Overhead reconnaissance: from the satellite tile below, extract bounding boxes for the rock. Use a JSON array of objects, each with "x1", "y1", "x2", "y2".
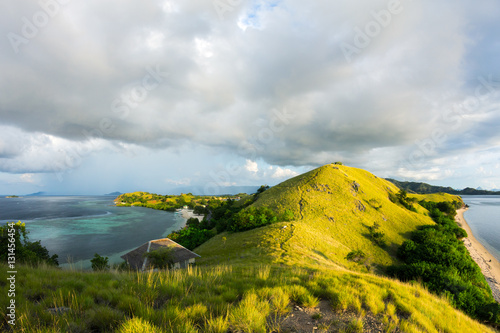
[
  {"x1": 356, "y1": 200, "x2": 366, "y2": 212},
  {"x1": 352, "y1": 181, "x2": 360, "y2": 192}
]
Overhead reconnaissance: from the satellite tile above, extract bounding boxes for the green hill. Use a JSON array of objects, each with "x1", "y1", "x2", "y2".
[
  {"x1": 196, "y1": 164, "x2": 443, "y2": 271},
  {"x1": 3, "y1": 164, "x2": 499, "y2": 333},
  {"x1": 387, "y1": 178, "x2": 500, "y2": 195}
]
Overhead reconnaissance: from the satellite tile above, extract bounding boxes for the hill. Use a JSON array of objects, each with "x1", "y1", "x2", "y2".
[
  {"x1": 387, "y1": 178, "x2": 500, "y2": 195},
  {"x1": 2, "y1": 164, "x2": 497, "y2": 332},
  {"x1": 196, "y1": 164, "x2": 447, "y2": 271}
]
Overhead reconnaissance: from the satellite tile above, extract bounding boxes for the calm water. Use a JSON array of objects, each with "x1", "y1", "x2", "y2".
[
  {"x1": 0, "y1": 196, "x2": 185, "y2": 268},
  {"x1": 462, "y1": 195, "x2": 500, "y2": 262}
]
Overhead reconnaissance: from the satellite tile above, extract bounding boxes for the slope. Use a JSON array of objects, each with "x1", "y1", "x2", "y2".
[{"x1": 196, "y1": 164, "x2": 452, "y2": 272}]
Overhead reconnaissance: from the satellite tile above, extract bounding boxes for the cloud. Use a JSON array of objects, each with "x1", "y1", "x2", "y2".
[
  {"x1": 165, "y1": 178, "x2": 191, "y2": 186},
  {"x1": 269, "y1": 166, "x2": 299, "y2": 179},
  {"x1": 0, "y1": 125, "x2": 112, "y2": 174},
  {"x1": 20, "y1": 173, "x2": 36, "y2": 183},
  {"x1": 0, "y1": 0, "x2": 499, "y2": 191},
  {"x1": 245, "y1": 160, "x2": 259, "y2": 173}
]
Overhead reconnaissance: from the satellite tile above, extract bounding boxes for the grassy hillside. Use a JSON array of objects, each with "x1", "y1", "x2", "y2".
[
  {"x1": 0, "y1": 263, "x2": 494, "y2": 333},
  {"x1": 196, "y1": 164, "x2": 450, "y2": 272}
]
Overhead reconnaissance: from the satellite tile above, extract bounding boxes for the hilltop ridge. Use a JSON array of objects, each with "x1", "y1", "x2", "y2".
[{"x1": 196, "y1": 164, "x2": 452, "y2": 271}]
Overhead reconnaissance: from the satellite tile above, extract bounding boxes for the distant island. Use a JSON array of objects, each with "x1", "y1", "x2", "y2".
[
  {"x1": 5, "y1": 195, "x2": 19, "y2": 198},
  {"x1": 387, "y1": 178, "x2": 500, "y2": 195},
  {"x1": 25, "y1": 191, "x2": 47, "y2": 196},
  {"x1": 104, "y1": 191, "x2": 122, "y2": 196}
]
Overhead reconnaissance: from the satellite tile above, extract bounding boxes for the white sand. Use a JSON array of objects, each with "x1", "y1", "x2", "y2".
[
  {"x1": 456, "y1": 208, "x2": 500, "y2": 302},
  {"x1": 179, "y1": 208, "x2": 204, "y2": 222}
]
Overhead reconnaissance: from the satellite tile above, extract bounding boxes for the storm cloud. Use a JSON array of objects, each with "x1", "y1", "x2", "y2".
[{"x1": 1, "y1": 0, "x2": 499, "y2": 193}]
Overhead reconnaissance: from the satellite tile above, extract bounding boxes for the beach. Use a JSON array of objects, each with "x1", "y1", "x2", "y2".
[
  {"x1": 456, "y1": 208, "x2": 500, "y2": 302},
  {"x1": 178, "y1": 208, "x2": 205, "y2": 222}
]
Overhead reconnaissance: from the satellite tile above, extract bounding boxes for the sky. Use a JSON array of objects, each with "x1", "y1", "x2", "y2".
[{"x1": 1, "y1": 0, "x2": 500, "y2": 195}]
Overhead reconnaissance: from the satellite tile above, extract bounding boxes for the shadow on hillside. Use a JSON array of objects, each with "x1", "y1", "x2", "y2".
[
  {"x1": 360, "y1": 223, "x2": 399, "y2": 257},
  {"x1": 312, "y1": 249, "x2": 329, "y2": 260}
]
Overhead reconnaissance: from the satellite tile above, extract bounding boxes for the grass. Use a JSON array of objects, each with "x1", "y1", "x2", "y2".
[{"x1": 0, "y1": 263, "x2": 495, "y2": 332}]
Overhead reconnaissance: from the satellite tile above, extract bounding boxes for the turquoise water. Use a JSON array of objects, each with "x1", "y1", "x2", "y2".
[
  {"x1": 0, "y1": 196, "x2": 186, "y2": 268},
  {"x1": 462, "y1": 195, "x2": 500, "y2": 262}
]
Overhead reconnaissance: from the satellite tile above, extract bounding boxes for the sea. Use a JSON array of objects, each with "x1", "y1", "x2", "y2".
[
  {"x1": 0, "y1": 195, "x2": 186, "y2": 269},
  {"x1": 462, "y1": 195, "x2": 500, "y2": 262}
]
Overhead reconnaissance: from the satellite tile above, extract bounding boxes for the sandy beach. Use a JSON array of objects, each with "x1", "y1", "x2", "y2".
[
  {"x1": 178, "y1": 208, "x2": 205, "y2": 222},
  {"x1": 456, "y1": 208, "x2": 500, "y2": 302}
]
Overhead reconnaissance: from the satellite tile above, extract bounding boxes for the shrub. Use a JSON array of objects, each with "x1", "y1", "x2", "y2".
[
  {"x1": 367, "y1": 223, "x2": 386, "y2": 247},
  {"x1": 346, "y1": 250, "x2": 366, "y2": 263},
  {"x1": 144, "y1": 247, "x2": 174, "y2": 269},
  {"x1": 0, "y1": 221, "x2": 59, "y2": 266},
  {"x1": 168, "y1": 227, "x2": 216, "y2": 250},
  {"x1": 389, "y1": 202, "x2": 500, "y2": 325},
  {"x1": 91, "y1": 253, "x2": 109, "y2": 271},
  {"x1": 230, "y1": 207, "x2": 278, "y2": 232}
]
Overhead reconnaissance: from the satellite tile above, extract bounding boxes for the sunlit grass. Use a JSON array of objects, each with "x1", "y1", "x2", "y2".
[{"x1": 1, "y1": 262, "x2": 494, "y2": 332}]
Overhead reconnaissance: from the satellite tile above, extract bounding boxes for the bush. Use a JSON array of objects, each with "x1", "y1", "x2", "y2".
[
  {"x1": 0, "y1": 221, "x2": 58, "y2": 266},
  {"x1": 368, "y1": 223, "x2": 386, "y2": 247},
  {"x1": 389, "y1": 202, "x2": 499, "y2": 325},
  {"x1": 144, "y1": 247, "x2": 174, "y2": 269},
  {"x1": 346, "y1": 250, "x2": 366, "y2": 263},
  {"x1": 186, "y1": 217, "x2": 200, "y2": 228},
  {"x1": 230, "y1": 207, "x2": 278, "y2": 232},
  {"x1": 91, "y1": 253, "x2": 110, "y2": 271},
  {"x1": 168, "y1": 227, "x2": 216, "y2": 250}
]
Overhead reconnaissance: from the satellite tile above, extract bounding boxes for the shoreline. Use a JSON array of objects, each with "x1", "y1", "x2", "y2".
[
  {"x1": 456, "y1": 207, "x2": 500, "y2": 302},
  {"x1": 177, "y1": 208, "x2": 205, "y2": 223}
]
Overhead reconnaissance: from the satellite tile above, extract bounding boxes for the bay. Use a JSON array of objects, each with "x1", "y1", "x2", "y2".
[{"x1": 0, "y1": 196, "x2": 185, "y2": 268}]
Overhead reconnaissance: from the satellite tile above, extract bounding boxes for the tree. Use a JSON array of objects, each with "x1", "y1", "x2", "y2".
[
  {"x1": 186, "y1": 217, "x2": 200, "y2": 228},
  {"x1": 0, "y1": 221, "x2": 58, "y2": 266},
  {"x1": 193, "y1": 205, "x2": 207, "y2": 216},
  {"x1": 91, "y1": 253, "x2": 109, "y2": 271},
  {"x1": 144, "y1": 247, "x2": 174, "y2": 269},
  {"x1": 256, "y1": 185, "x2": 270, "y2": 195}
]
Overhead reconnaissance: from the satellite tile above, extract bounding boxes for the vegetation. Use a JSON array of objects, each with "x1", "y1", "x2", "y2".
[
  {"x1": 367, "y1": 222, "x2": 386, "y2": 247},
  {"x1": 144, "y1": 247, "x2": 175, "y2": 269},
  {"x1": 345, "y1": 250, "x2": 366, "y2": 263},
  {"x1": 91, "y1": 253, "x2": 110, "y2": 271},
  {"x1": 388, "y1": 189, "x2": 417, "y2": 212},
  {"x1": 0, "y1": 263, "x2": 494, "y2": 332},
  {"x1": 115, "y1": 192, "x2": 243, "y2": 211},
  {"x1": 0, "y1": 221, "x2": 58, "y2": 266},
  {"x1": 164, "y1": 190, "x2": 294, "y2": 250},
  {"x1": 389, "y1": 201, "x2": 500, "y2": 325},
  {"x1": 168, "y1": 226, "x2": 216, "y2": 251},
  {"x1": 387, "y1": 178, "x2": 500, "y2": 195}
]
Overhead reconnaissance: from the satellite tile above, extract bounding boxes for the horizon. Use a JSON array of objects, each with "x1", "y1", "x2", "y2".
[
  {"x1": 2, "y1": 172, "x2": 500, "y2": 196},
  {"x1": 1, "y1": 1, "x2": 500, "y2": 195}
]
